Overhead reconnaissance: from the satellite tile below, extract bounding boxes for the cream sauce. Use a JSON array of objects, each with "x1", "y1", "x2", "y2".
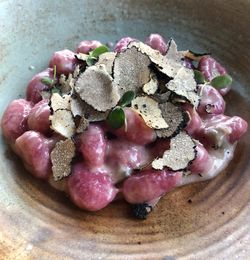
[
  {"x1": 49, "y1": 141, "x2": 237, "y2": 194},
  {"x1": 179, "y1": 141, "x2": 236, "y2": 186}
]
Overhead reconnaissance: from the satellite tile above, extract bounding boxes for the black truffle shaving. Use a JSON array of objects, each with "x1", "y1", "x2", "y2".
[
  {"x1": 152, "y1": 131, "x2": 197, "y2": 171},
  {"x1": 156, "y1": 102, "x2": 189, "y2": 139},
  {"x1": 112, "y1": 46, "x2": 151, "y2": 96},
  {"x1": 132, "y1": 203, "x2": 153, "y2": 219},
  {"x1": 169, "y1": 109, "x2": 189, "y2": 138}
]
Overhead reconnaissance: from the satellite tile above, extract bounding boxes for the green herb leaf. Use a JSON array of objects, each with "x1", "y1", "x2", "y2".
[
  {"x1": 210, "y1": 74, "x2": 232, "y2": 89},
  {"x1": 118, "y1": 90, "x2": 135, "y2": 107},
  {"x1": 86, "y1": 45, "x2": 109, "y2": 67},
  {"x1": 90, "y1": 45, "x2": 109, "y2": 58},
  {"x1": 41, "y1": 77, "x2": 54, "y2": 87},
  {"x1": 107, "y1": 107, "x2": 125, "y2": 129},
  {"x1": 194, "y1": 70, "x2": 205, "y2": 84}
]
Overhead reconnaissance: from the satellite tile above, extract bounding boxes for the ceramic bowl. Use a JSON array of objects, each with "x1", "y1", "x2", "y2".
[{"x1": 0, "y1": 0, "x2": 249, "y2": 259}]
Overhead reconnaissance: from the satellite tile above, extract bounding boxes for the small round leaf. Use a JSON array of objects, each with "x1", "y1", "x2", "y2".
[
  {"x1": 41, "y1": 77, "x2": 53, "y2": 87},
  {"x1": 118, "y1": 90, "x2": 135, "y2": 107},
  {"x1": 107, "y1": 107, "x2": 125, "y2": 129},
  {"x1": 86, "y1": 45, "x2": 109, "y2": 66},
  {"x1": 210, "y1": 74, "x2": 232, "y2": 89},
  {"x1": 91, "y1": 45, "x2": 109, "y2": 59},
  {"x1": 194, "y1": 70, "x2": 205, "y2": 84}
]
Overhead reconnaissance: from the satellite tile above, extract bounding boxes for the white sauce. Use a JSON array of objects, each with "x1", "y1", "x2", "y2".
[
  {"x1": 178, "y1": 141, "x2": 236, "y2": 186},
  {"x1": 48, "y1": 140, "x2": 237, "y2": 195}
]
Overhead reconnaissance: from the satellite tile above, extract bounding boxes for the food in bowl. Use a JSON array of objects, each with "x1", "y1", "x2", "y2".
[{"x1": 1, "y1": 34, "x2": 248, "y2": 219}]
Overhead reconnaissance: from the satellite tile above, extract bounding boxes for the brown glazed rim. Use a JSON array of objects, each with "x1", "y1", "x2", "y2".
[{"x1": 0, "y1": 0, "x2": 249, "y2": 259}]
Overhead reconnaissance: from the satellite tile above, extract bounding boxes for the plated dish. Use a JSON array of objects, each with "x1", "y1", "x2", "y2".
[{"x1": 1, "y1": 34, "x2": 247, "y2": 219}]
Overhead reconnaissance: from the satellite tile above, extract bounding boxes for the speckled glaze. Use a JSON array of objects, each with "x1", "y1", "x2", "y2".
[{"x1": 0, "y1": 0, "x2": 249, "y2": 259}]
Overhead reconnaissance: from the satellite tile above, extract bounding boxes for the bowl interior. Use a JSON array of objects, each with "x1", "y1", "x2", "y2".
[{"x1": 0, "y1": 0, "x2": 249, "y2": 259}]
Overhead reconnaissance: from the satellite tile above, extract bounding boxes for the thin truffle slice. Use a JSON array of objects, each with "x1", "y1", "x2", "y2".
[
  {"x1": 59, "y1": 65, "x2": 81, "y2": 94},
  {"x1": 165, "y1": 39, "x2": 184, "y2": 63},
  {"x1": 128, "y1": 40, "x2": 184, "y2": 78},
  {"x1": 50, "y1": 109, "x2": 75, "y2": 138},
  {"x1": 96, "y1": 52, "x2": 116, "y2": 75},
  {"x1": 113, "y1": 46, "x2": 151, "y2": 95},
  {"x1": 76, "y1": 116, "x2": 89, "y2": 133},
  {"x1": 70, "y1": 95, "x2": 84, "y2": 117},
  {"x1": 75, "y1": 64, "x2": 120, "y2": 112},
  {"x1": 50, "y1": 93, "x2": 71, "y2": 112},
  {"x1": 166, "y1": 67, "x2": 200, "y2": 108},
  {"x1": 143, "y1": 72, "x2": 158, "y2": 95},
  {"x1": 51, "y1": 139, "x2": 75, "y2": 181},
  {"x1": 70, "y1": 95, "x2": 108, "y2": 122},
  {"x1": 131, "y1": 96, "x2": 168, "y2": 129},
  {"x1": 128, "y1": 41, "x2": 167, "y2": 74},
  {"x1": 156, "y1": 102, "x2": 189, "y2": 138},
  {"x1": 152, "y1": 131, "x2": 196, "y2": 171}
]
